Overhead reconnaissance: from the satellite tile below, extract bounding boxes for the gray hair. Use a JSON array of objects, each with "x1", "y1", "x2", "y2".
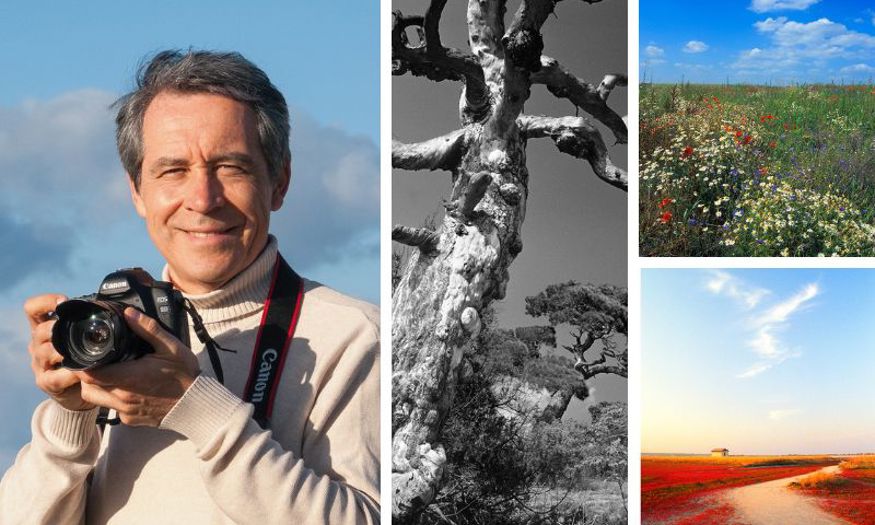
[{"x1": 115, "y1": 50, "x2": 290, "y2": 187}]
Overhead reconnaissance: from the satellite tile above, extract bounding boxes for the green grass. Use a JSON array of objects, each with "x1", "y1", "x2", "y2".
[{"x1": 640, "y1": 83, "x2": 875, "y2": 256}]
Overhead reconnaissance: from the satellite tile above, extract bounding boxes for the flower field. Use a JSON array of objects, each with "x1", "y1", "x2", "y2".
[
  {"x1": 641, "y1": 454, "x2": 836, "y2": 524},
  {"x1": 640, "y1": 83, "x2": 875, "y2": 256},
  {"x1": 792, "y1": 456, "x2": 875, "y2": 525}
]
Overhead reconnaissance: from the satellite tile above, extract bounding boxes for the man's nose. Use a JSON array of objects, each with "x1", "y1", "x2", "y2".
[{"x1": 184, "y1": 169, "x2": 225, "y2": 213}]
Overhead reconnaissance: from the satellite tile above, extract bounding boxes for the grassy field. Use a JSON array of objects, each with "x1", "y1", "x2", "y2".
[
  {"x1": 640, "y1": 83, "x2": 875, "y2": 256},
  {"x1": 641, "y1": 454, "x2": 837, "y2": 524},
  {"x1": 792, "y1": 455, "x2": 875, "y2": 525}
]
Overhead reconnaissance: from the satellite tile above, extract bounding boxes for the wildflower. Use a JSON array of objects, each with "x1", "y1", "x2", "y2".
[
  {"x1": 743, "y1": 135, "x2": 752, "y2": 145},
  {"x1": 735, "y1": 130, "x2": 743, "y2": 138},
  {"x1": 722, "y1": 223, "x2": 729, "y2": 230},
  {"x1": 681, "y1": 146, "x2": 694, "y2": 159},
  {"x1": 658, "y1": 197, "x2": 672, "y2": 209},
  {"x1": 769, "y1": 141, "x2": 777, "y2": 149},
  {"x1": 659, "y1": 211, "x2": 672, "y2": 224},
  {"x1": 688, "y1": 217, "x2": 698, "y2": 226}
]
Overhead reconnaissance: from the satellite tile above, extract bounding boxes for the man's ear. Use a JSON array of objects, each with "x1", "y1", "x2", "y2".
[
  {"x1": 271, "y1": 160, "x2": 291, "y2": 211},
  {"x1": 128, "y1": 175, "x2": 147, "y2": 218}
]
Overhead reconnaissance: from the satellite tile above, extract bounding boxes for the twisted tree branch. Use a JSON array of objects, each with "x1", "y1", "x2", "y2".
[
  {"x1": 393, "y1": 6, "x2": 489, "y2": 119},
  {"x1": 597, "y1": 74, "x2": 627, "y2": 101},
  {"x1": 393, "y1": 225, "x2": 441, "y2": 252},
  {"x1": 518, "y1": 115, "x2": 627, "y2": 191},
  {"x1": 530, "y1": 56, "x2": 627, "y2": 143},
  {"x1": 393, "y1": 129, "x2": 467, "y2": 172}
]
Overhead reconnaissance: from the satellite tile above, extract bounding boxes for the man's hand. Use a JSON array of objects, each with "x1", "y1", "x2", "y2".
[
  {"x1": 76, "y1": 308, "x2": 201, "y2": 427},
  {"x1": 25, "y1": 294, "x2": 96, "y2": 412}
]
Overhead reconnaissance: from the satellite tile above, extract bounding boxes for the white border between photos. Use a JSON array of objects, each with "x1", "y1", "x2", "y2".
[
  {"x1": 628, "y1": 0, "x2": 641, "y2": 521},
  {"x1": 380, "y1": 0, "x2": 392, "y2": 519}
]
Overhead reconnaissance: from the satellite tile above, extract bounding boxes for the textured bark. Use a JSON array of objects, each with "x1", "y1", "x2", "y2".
[{"x1": 391, "y1": 0, "x2": 626, "y2": 520}]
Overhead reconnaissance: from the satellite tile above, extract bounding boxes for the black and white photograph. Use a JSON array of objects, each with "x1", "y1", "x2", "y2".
[{"x1": 391, "y1": 0, "x2": 629, "y2": 523}]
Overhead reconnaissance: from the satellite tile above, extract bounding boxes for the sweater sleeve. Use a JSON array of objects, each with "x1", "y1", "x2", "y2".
[
  {"x1": 160, "y1": 335, "x2": 380, "y2": 524},
  {"x1": 0, "y1": 401, "x2": 101, "y2": 525}
]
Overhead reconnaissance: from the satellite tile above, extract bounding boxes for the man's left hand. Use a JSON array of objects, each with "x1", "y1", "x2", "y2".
[{"x1": 76, "y1": 307, "x2": 201, "y2": 427}]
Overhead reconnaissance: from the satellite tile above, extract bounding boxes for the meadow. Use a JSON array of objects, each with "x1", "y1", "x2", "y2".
[
  {"x1": 792, "y1": 455, "x2": 875, "y2": 525},
  {"x1": 640, "y1": 83, "x2": 875, "y2": 256},
  {"x1": 641, "y1": 454, "x2": 837, "y2": 524}
]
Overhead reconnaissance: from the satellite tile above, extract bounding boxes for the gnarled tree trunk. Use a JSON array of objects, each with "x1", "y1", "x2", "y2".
[{"x1": 391, "y1": 0, "x2": 627, "y2": 520}]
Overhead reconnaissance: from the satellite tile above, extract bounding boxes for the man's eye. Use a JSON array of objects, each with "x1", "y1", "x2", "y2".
[
  {"x1": 217, "y1": 164, "x2": 247, "y2": 175},
  {"x1": 159, "y1": 168, "x2": 186, "y2": 177}
]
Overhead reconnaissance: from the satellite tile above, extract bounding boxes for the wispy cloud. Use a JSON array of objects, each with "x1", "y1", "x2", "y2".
[
  {"x1": 683, "y1": 40, "x2": 709, "y2": 54},
  {"x1": 704, "y1": 270, "x2": 770, "y2": 309},
  {"x1": 737, "y1": 282, "x2": 818, "y2": 378},
  {"x1": 769, "y1": 408, "x2": 803, "y2": 420},
  {"x1": 645, "y1": 45, "x2": 665, "y2": 57},
  {"x1": 749, "y1": 0, "x2": 819, "y2": 13},
  {"x1": 840, "y1": 63, "x2": 875, "y2": 74},
  {"x1": 704, "y1": 272, "x2": 818, "y2": 379}
]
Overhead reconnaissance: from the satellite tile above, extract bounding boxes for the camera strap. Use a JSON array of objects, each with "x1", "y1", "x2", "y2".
[{"x1": 242, "y1": 254, "x2": 305, "y2": 429}]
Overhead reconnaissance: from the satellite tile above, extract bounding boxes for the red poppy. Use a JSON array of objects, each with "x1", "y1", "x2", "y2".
[
  {"x1": 768, "y1": 141, "x2": 777, "y2": 149},
  {"x1": 681, "y1": 146, "x2": 694, "y2": 159},
  {"x1": 759, "y1": 115, "x2": 774, "y2": 123},
  {"x1": 743, "y1": 135, "x2": 752, "y2": 145},
  {"x1": 660, "y1": 211, "x2": 672, "y2": 224},
  {"x1": 735, "y1": 130, "x2": 743, "y2": 138},
  {"x1": 712, "y1": 96, "x2": 719, "y2": 103},
  {"x1": 658, "y1": 197, "x2": 672, "y2": 209}
]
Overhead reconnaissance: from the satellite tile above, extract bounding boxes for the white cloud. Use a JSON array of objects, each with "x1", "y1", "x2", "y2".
[
  {"x1": 756, "y1": 283, "x2": 819, "y2": 326},
  {"x1": 683, "y1": 40, "x2": 709, "y2": 54},
  {"x1": 645, "y1": 45, "x2": 665, "y2": 57},
  {"x1": 704, "y1": 270, "x2": 769, "y2": 309},
  {"x1": 750, "y1": 0, "x2": 819, "y2": 13},
  {"x1": 840, "y1": 63, "x2": 875, "y2": 74},
  {"x1": 738, "y1": 362, "x2": 772, "y2": 378},
  {"x1": 707, "y1": 272, "x2": 817, "y2": 379},
  {"x1": 733, "y1": 17, "x2": 875, "y2": 82},
  {"x1": 769, "y1": 408, "x2": 802, "y2": 420}
]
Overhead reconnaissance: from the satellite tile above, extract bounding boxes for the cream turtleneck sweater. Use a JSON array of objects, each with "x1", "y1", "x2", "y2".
[{"x1": 0, "y1": 237, "x2": 380, "y2": 524}]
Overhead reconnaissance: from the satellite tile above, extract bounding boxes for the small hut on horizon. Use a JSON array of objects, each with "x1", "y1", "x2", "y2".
[{"x1": 711, "y1": 448, "x2": 729, "y2": 457}]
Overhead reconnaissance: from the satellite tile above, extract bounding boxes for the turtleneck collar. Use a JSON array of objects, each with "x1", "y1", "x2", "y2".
[{"x1": 162, "y1": 235, "x2": 279, "y2": 325}]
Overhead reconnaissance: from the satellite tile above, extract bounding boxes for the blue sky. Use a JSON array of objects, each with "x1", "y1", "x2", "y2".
[
  {"x1": 643, "y1": 269, "x2": 875, "y2": 455},
  {"x1": 0, "y1": 1, "x2": 378, "y2": 472},
  {"x1": 641, "y1": 0, "x2": 875, "y2": 84}
]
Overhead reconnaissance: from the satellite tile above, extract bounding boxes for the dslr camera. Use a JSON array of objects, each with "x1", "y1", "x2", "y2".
[{"x1": 52, "y1": 268, "x2": 189, "y2": 370}]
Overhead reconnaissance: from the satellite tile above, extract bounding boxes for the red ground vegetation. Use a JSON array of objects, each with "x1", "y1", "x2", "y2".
[
  {"x1": 642, "y1": 456, "x2": 834, "y2": 524},
  {"x1": 797, "y1": 462, "x2": 875, "y2": 525}
]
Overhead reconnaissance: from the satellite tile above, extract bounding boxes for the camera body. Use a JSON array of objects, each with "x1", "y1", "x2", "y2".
[{"x1": 52, "y1": 268, "x2": 189, "y2": 370}]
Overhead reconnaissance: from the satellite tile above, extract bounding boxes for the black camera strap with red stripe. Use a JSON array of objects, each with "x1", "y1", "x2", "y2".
[
  {"x1": 241, "y1": 254, "x2": 305, "y2": 428},
  {"x1": 189, "y1": 253, "x2": 304, "y2": 429}
]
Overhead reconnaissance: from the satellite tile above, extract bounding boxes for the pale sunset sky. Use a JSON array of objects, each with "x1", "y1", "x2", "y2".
[{"x1": 643, "y1": 269, "x2": 875, "y2": 455}]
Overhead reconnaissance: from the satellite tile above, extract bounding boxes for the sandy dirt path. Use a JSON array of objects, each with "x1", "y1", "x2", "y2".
[{"x1": 725, "y1": 465, "x2": 848, "y2": 525}]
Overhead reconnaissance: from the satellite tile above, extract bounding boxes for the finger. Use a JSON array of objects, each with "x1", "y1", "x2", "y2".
[
  {"x1": 24, "y1": 294, "x2": 67, "y2": 329},
  {"x1": 79, "y1": 382, "x2": 125, "y2": 412},
  {"x1": 32, "y1": 319, "x2": 57, "y2": 346},
  {"x1": 123, "y1": 308, "x2": 181, "y2": 356},
  {"x1": 76, "y1": 361, "x2": 139, "y2": 387},
  {"x1": 31, "y1": 341, "x2": 64, "y2": 370},
  {"x1": 36, "y1": 368, "x2": 81, "y2": 396}
]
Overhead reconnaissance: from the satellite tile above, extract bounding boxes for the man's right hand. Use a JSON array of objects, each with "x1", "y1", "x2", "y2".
[{"x1": 25, "y1": 294, "x2": 96, "y2": 412}]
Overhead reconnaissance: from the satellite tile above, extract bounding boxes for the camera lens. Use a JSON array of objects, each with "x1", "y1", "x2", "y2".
[
  {"x1": 70, "y1": 314, "x2": 114, "y2": 357},
  {"x1": 52, "y1": 299, "x2": 138, "y2": 369}
]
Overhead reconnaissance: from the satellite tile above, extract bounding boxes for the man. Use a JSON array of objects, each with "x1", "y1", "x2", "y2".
[{"x1": 0, "y1": 50, "x2": 380, "y2": 523}]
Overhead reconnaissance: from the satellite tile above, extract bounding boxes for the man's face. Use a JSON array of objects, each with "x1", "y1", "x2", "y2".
[{"x1": 130, "y1": 91, "x2": 289, "y2": 294}]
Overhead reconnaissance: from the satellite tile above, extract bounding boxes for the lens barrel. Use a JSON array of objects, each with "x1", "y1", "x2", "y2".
[{"x1": 52, "y1": 300, "x2": 142, "y2": 369}]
